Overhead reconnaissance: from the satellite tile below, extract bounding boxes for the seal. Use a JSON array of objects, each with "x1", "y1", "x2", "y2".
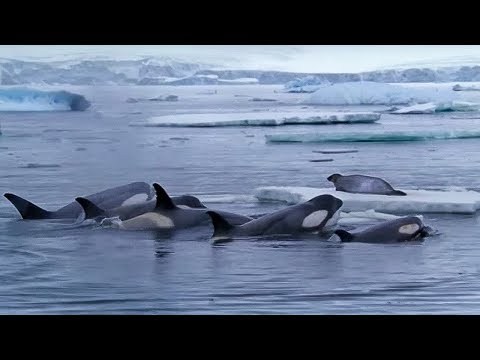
[{"x1": 327, "y1": 173, "x2": 407, "y2": 196}]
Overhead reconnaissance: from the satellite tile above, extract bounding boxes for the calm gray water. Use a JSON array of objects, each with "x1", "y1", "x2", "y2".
[{"x1": 1, "y1": 85, "x2": 480, "y2": 314}]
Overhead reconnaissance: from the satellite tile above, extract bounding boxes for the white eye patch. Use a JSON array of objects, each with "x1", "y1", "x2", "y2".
[
  {"x1": 302, "y1": 210, "x2": 328, "y2": 228},
  {"x1": 398, "y1": 223, "x2": 420, "y2": 235}
]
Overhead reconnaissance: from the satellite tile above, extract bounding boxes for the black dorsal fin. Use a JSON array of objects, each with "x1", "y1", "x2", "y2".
[
  {"x1": 153, "y1": 183, "x2": 177, "y2": 210},
  {"x1": 206, "y1": 211, "x2": 235, "y2": 238},
  {"x1": 3, "y1": 193, "x2": 52, "y2": 219},
  {"x1": 75, "y1": 197, "x2": 106, "y2": 219},
  {"x1": 334, "y1": 229, "x2": 354, "y2": 242}
]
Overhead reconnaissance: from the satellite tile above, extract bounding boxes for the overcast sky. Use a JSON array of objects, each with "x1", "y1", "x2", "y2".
[{"x1": 1, "y1": 45, "x2": 480, "y2": 73}]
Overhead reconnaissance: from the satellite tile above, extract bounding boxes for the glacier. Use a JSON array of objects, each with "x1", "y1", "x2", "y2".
[
  {"x1": 0, "y1": 88, "x2": 90, "y2": 111},
  {"x1": 5, "y1": 57, "x2": 480, "y2": 86},
  {"x1": 265, "y1": 130, "x2": 480, "y2": 143},
  {"x1": 254, "y1": 186, "x2": 480, "y2": 214},
  {"x1": 129, "y1": 111, "x2": 381, "y2": 127}
]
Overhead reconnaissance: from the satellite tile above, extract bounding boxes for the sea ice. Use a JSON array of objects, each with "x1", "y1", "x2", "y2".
[{"x1": 254, "y1": 186, "x2": 480, "y2": 214}]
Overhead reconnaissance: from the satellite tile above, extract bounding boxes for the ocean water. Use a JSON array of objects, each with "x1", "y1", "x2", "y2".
[{"x1": 1, "y1": 84, "x2": 480, "y2": 314}]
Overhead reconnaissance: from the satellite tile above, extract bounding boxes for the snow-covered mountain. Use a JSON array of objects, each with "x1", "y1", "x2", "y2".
[{"x1": 1, "y1": 57, "x2": 480, "y2": 86}]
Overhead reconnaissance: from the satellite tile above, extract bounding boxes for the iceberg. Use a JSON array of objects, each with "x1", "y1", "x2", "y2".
[
  {"x1": 254, "y1": 186, "x2": 480, "y2": 214},
  {"x1": 391, "y1": 101, "x2": 480, "y2": 114},
  {"x1": 435, "y1": 101, "x2": 480, "y2": 112},
  {"x1": 0, "y1": 88, "x2": 90, "y2": 111},
  {"x1": 130, "y1": 111, "x2": 380, "y2": 127},
  {"x1": 308, "y1": 82, "x2": 457, "y2": 106},
  {"x1": 265, "y1": 130, "x2": 480, "y2": 143}
]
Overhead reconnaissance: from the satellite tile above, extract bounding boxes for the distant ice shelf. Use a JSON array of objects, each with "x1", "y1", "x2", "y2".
[
  {"x1": 254, "y1": 186, "x2": 480, "y2": 214},
  {"x1": 129, "y1": 111, "x2": 381, "y2": 127}
]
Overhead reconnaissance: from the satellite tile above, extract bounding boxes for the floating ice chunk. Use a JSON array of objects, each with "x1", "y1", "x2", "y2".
[
  {"x1": 126, "y1": 95, "x2": 178, "y2": 103},
  {"x1": 0, "y1": 88, "x2": 90, "y2": 111},
  {"x1": 308, "y1": 82, "x2": 457, "y2": 105},
  {"x1": 265, "y1": 130, "x2": 480, "y2": 143},
  {"x1": 436, "y1": 101, "x2": 480, "y2": 112},
  {"x1": 391, "y1": 103, "x2": 437, "y2": 114},
  {"x1": 392, "y1": 101, "x2": 480, "y2": 114},
  {"x1": 254, "y1": 186, "x2": 480, "y2": 214},
  {"x1": 130, "y1": 111, "x2": 380, "y2": 127}
]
